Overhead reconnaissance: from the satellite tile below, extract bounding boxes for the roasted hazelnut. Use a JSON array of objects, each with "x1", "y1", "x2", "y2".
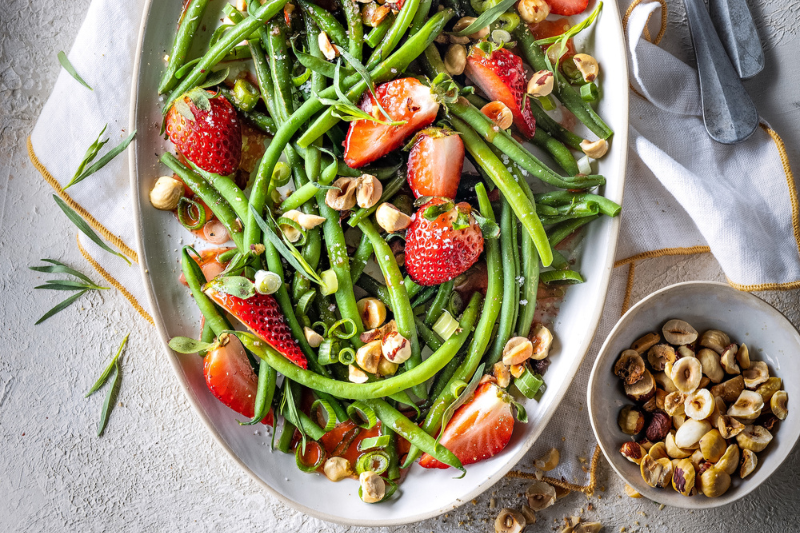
[
  {"x1": 743, "y1": 360, "x2": 770, "y2": 389},
  {"x1": 526, "y1": 480, "x2": 556, "y2": 511},
  {"x1": 631, "y1": 332, "x2": 661, "y2": 354},
  {"x1": 697, "y1": 348, "x2": 725, "y2": 384},
  {"x1": 736, "y1": 343, "x2": 751, "y2": 369},
  {"x1": 736, "y1": 425, "x2": 773, "y2": 452},
  {"x1": 648, "y1": 344, "x2": 677, "y2": 372},
  {"x1": 377, "y1": 357, "x2": 398, "y2": 377},
  {"x1": 326, "y1": 177, "x2": 358, "y2": 210},
  {"x1": 382, "y1": 331, "x2": 412, "y2": 364},
  {"x1": 318, "y1": 31, "x2": 338, "y2": 60},
  {"x1": 675, "y1": 419, "x2": 711, "y2": 449},
  {"x1": 645, "y1": 410, "x2": 672, "y2": 441},
  {"x1": 654, "y1": 371, "x2": 679, "y2": 394},
  {"x1": 700, "y1": 330, "x2": 730, "y2": 354},
  {"x1": 711, "y1": 375, "x2": 745, "y2": 403},
  {"x1": 580, "y1": 139, "x2": 608, "y2": 159},
  {"x1": 699, "y1": 466, "x2": 731, "y2": 498},
  {"x1": 149, "y1": 176, "x2": 183, "y2": 210},
  {"x1": 359, "y1": 471, "x2": 386, "y2": 503},
  {"x1": 699, "y1": 429, "x2": 726, "y2": 462},
  {"x1": 715, "y1": 444, "x2": 740, "y2": 475},
  {"x1": 690, "y1": 449, "x2": 705, "y2": 470},
  {"x1": 671, "y1": 357, "x2": 703, "y2": 393},
  {"x1": 481, "y1": 101, "x2": 514, "y2": 130},
  {"x1": 533, "y1": 448, "x2": 560, "y2": 471},
  {"x1": 527, "y1": 70, "x2": 554, "y2": 98},
  {"x1": 355, "y1": 174, "x2": 382, "y2": 209},
  {"x1": 494, "y1": 508, "x2": 526, "y2": 533},
  {"x1": 708, "y1": 396, "x2": 726, "y2": 427},
  {"x1": 756, "y1": 377, "x2": 783, "y2": 404},
  {"x1": 620, "y1": 441, "x2": 646, "y2": 465},
  {"x1": 771, "y1": 390, "x2": 788, "y2": 420},
  {"x1": 614, "y1": 349, "x2": 646, "y2": 385},
  {"x1": 375, "y1": 203, "x2": 412, "y2": 232},
  {"x1": 356, "y1": 340, "x2": 382, "y2": 374},
  {"x1": 444, "y1": 44, "x2": 467, "y2": 76},
  {"x1": 677, "y1": 345, "x2": 696, "y2": 359},
  {"x1": 638, "y1": 437, "x2": 654, "y2": 452},
  {"x1": 655, "y1": 388, "x2": 668, "y2": 411},
  {"x1": 727, "y1": 390, "x2": 764, "y2": 420},
  {"x1": 699, "y1": 376, "x2": 711, "y2": 389},
  {"x1": 493, "y1": 362, "x2": 511, "y2": 389},
  {"x1": 664, "y1": 391, "x2": 687, "y2": 417},
  {"x1": 572, "y1": 53, "x2": 599, "y2": 83},
  {"x1": 642, "y1": 393, "x2": 658, "y2": 413},
  {"x1": 716, "y1": 415, "x2": 745, "y2": 439},
  {"x1": 662, "y1": 319, "x2": 698, "y2": 345},
  {"x1": 673, "y1": 413, "x2": 686, "y2": 430},
  {"x1": 323, "y1": 457, "x2": 352, "y2": 481},
  {"x1": 685, "y1": 388, "x2": 714, "y2": 420},
  {"x1": 357, "y1": 297, "x2": 387, "y2": 330},
  {"x1": 503, "y1": 336, "x2": 534, "y2": 366},
  {"x1": 640, "y1": 455, "x2": 673, "y2": 488},
  {"x1": 517, "y1": 0, "x2": 549, "y2": 24},
  {"x1": 739, "y1": 449, "x2": 758, "y2": 479},
  {"x1": 625, "y1": 369, "x2": 656, "y2": 402},
  {"x1": 720, "y1": 344, "x2": 740, "y2": 374},
  {"x1": 665, "y1": 432, "x2": 692, "y2": 459},
  {"x1": 452, "y1": 16, "x2": 489, "y2": 39},
  {"x1": 672, "y1": 458, "x2": 696, "y2": 496}
]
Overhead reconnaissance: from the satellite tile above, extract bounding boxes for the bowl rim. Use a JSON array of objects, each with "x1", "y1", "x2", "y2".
[
  {"x1": 127, "y1": 0, "x2": 629, "y2": 525},
  {"x1": 587, "y1": 280, "x2": 800, "y2": 508}
]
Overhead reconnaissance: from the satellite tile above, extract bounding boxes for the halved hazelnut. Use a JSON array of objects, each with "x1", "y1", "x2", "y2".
[
  {"x1": 580, "y1": 139, "x2": 608, "y2": 159},
  {"x1": 356, "y1": 340, "x2": 382, "y2": 374},
  {"x1": 323, "y1": 457, "x2": 352, "y2": 481},
  {"x1": 359, "y1": 471, "x2": 386, "y2": 503},
  {"x1": 357, "y1": 297, "x2": 387, "y2": 330},
  {"x1": 349, "y1": 364, "x2": 369, "y2": 383},
  {"x1": 618, "y1": 405, "x2": 646, "y2": 435},
  {"x1": 699, "y1": 466, "x2": 730, "y2": 498},
  {"x1": 614, "y1": 349, "x2": 646, "y2": 385},
  {"x1": 647, "y1": 344, "x2": 676, "y2": 372},
  {"x1": 736, "y1": 343, "x2": 751, "y2": 369},
  {"x1": 150, "y1": 176, "x2": 183, "y2": 210},
  {"x1": 690, "y1": 449, "x2": 705, "y2": 470},
  {"x1": 715, "y1": 444, "x2": 740, "y2": 475},
  {"x1": 656, "y1": 388, "x2": 668, "y2": 411},
  {"x1": 640, "y1": 455, "x2": 673, "y2": 488},
  {"x1": 699, "y1": 429, "x2": 726, "y2": 462},
  {"x1": 675, "y1": 419, "x2": 711, "y2": 449},
  {"x1": 645, "y1": 410, "x2": 672, "y2": 441},
  {"x1": 494, "y1": 508, "x2": 525, "y2": 533},
  {"x1": 355, "y1": 174, "x2": 382, "y2": 209},
  {"x1": 493, "y1": 362, "x2": 511, "y2": 388},
  {"x1": 673, "y1": 413, "x2": 686, "y2": 430},
  {"x1": 525, "y1": 480, "x2": 556, "y2": 511},
  {"x1": 756, "y1": 377, "x2": 783, "y2": 403},
  {"x1": 671, "y1": 458, "x2": 696, "y2": 496},
  {"x1": 444, "y1": 44, "x2": 467, "y2": 76},
  {"x1": 736, "y1": 425, "x2": 773, "y2": 452},
  {"x1": 743, "y1": 360, "x2": 770, "y2": 389},
  {"x1": 720, "y1": 344, "x2": 740, "y2": 374},
  {"x1": 303, "y1": 326, "x2": 324, "y2": 348},
  {"x1": 739, "y1": 448, "x2": 758, "y2": 479},
  {"x1": 700, "y1": 330, "x2": 731, "y2": 354},
  {"x1": 503, "y1": 336, "x2": 534, "y2": 366},
  {"x1": 711, "y1": 375, "x2": 745, "y2": 403},
  {"x1": 708, "y1": 396, "x2": 726, "y2": 427},
  {"x1": 375, "y1": 203, "x2": 412, "y2": 233},
  {"x1": 717, "y1": 415, "x2": 745, "y2": 439},
  {"x1": 530, "y1": 323, "x2": 553, "y2": 360},
  {"x1": 648, "y1": 441, "x2": 668, "y2": 460},
  {"x1": 632, "y1": 332, "x2": 661, "y2": 354},
  {"x1": 326, "y1": 177, "x2": 358, "y2": 211},
  {"x1": 452, "y1": 16, "x2": 489, "y2": 39},
  {"x1": 482, "y1": 101, "x2": 514, "y2": 130},
  {"x1": 684, "y1": 388, "x2": 714, "y2": 420},
  {"x1": 664, "y1": 391, "x2": 687, "y2": 416},
  {"x1": 771, "y1": 390, "x2": 788, "y2": 420},
  {"x1": 527, "y1": 70, "x2": 554, "y2": 97},
  {"x1": 697, "y1": 348, "x2": 724, "y2": 384},
  {"x1": 727, "y1": 390, "x2": 764, "y2": 420},
  {"x1": 625, "y1": 369, "x2": 656, "y2": 402},
  {"x1": 671, "y1": 357, "x2": 703, "y2": 393},
  {"x1": 517, "y1": 0, "x2": 549, "y2": 24},
  {"x1": 665, "y1": 432, "x2": 692, "y2": 459},
  {"x1": 677, "y1": 345, "x2": 696, "y2": 359},
  {"x1": 318, "y1": 31, "x2": 338, "y2": 60},
  {"x1": 662, "y1": 319, "x2": 698, "y2": 345},
  {"x1": 654, "y1": 371, "x2": 679, "y2": 394},
  {"x1": 377, "y1": 357, "x2": 398, "y2": 377},
  {"x1": 620, "y1": 441, "x2": 646, "y2": 465},
  {"x1": 382, "y1": 331, "x2": 411, "y2": 364},
  {"x1": 572, "y1": 53, "x2": 599, "y2": 82}
]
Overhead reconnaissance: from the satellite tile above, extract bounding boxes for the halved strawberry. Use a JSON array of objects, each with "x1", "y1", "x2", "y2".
[
  {"x1": 406, "y1": 128, "x2": 464, "y2": 199},
  {"x1": 465, "y1": 47, "x2": 536, "y2": 139},
  {"x1": 204, "y1": 336, "x2": 274, "y2": 425},
  {"x1": 530, "y1": 18, "x2": 576, "y2": 60},
  {"x1": 344, "y1": 78, "x2": 440, "y2": 168},
  {"x1": 204, "y1": 284, "x2": 307, "y2": 369},
  {"x1": 419, "y1": 379, "x2": 514, "y2": 469},
  {"x1": 166, "y1": 88, "x2": 242, "y2": 176},
  {"x1": 405, "y1": 198, "x2": 484, "y2": 286},
  {"x1": 544, "y1": 0, "x2": 589, "y2": 16}
]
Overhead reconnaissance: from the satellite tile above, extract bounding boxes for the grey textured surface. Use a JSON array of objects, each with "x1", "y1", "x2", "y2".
[{"x1": 2, "y1": 0, "x2": 799, "y2": 531}]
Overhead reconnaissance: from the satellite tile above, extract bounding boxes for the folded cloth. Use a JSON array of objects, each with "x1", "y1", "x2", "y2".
[{"x1": 28, "y1": 0, "x2": 800, "y2": 491}]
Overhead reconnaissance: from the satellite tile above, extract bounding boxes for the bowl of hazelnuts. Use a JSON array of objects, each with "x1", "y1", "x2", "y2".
[{"x1": 587, "y1": 281, "x2": 800, "y2": 508}]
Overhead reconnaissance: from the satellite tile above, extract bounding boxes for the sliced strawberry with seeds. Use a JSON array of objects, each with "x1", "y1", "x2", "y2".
[
  {"x1": 406, "y1": 127, "x2": 464, "y2": 199},
  {"x1": 204, "y1": 284, "x2": 307, "y2": 369},
  {"x1": 344, "y1": 78, "x2": 440, "y2": 168},
  {"x1": 419, "y1": 379, "x2": 514, "y2": 469},
  {"x1": 204, "y1": 335, "x2": 274, "y2": 425},
  {"x1": 543, "y1": 0, "x2": 589, "y2": 16}
]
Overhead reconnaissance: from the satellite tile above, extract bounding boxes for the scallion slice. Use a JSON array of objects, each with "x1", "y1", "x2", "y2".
[
  {"x1": 347, "y1": 401, "x2": 377, "y2": 429},
  {"x1": 357, "y1": 435, "x2": 392, "y2": 451},
  {"x1": 355, "y1": 450, "x2": 390, "y2": 475},
  {"x1": 177, "y1": 197, "x2": 207, "y2": 230},
  {"x1": 295, "y1": 440, "x2": 327, "y2": 473}
]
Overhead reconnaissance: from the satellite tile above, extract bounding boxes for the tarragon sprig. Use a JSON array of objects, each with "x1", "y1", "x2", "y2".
[{"x1": 30, "y1": 259, "x2": 109, "y2": 324}]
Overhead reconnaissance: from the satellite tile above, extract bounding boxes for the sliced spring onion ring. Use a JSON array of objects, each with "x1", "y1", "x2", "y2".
[
  {"x1": 177, "y1": 197, "x2": 207, "y2": 230},
  {"x1": 311, "y1": 398, "x2": 336, "y2": 432},
  {"x1": 338, "y1": 347, "x2": 356, "y2": 365},
  {"x1": 276, "y1": 216, "x2": 308, "y2": 246},
  {"x1": 347, "y1": 401, "x2": 377, "y2": 429},
  {"x1": 580, "y1": 82, "x2": 599, "y2": 102},
  {"x1": 319, "y1": 269, "x2": 339, "y2": 295},
  {"x1": 514, "y1": 366, "x2": 544, "y2": 399},
  {"x1": 296, "y1": 289, "x2": 316, "y2": 315},
  {"x1": 577, "y1": 155, "x2": 593, "y2": 175},
  {"x1": 433, "y1": 310, "x2": 459, "y2": 340},
  {"x1": 357, "y1": 435, "x2": 392, "y2": 451},
  {"x1": 329, "y1": 318, "x2": 357, "y2": 340},
  {"x1": 255, "y1": 270, "x2": 282, "y2": 295},
  {"x1": 540, "y1": 270, "x2": 584, "y2": 285},
  {"x1": 295, "y1": 440, "x2": 326, "y2": 473},
  {"x1": 318, "y1": 339, "x2": 340, "y2": 365},
  {"x1": 311, "y1": 320, "x2": 329, "y2": 338},
  {"x1": 355, "y1": 450, "x2": 390, "y2": 475},
  {"x1": 449, "y1": 379, "x2": 468, "y2": 399},
  {"x1": 271, "y1": 161, "x2": 292, "y2": 187}
]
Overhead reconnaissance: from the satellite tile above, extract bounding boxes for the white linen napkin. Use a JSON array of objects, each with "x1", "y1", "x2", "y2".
[{"x1": 28, "y1": 0, "x2": 800, "y2": 490}]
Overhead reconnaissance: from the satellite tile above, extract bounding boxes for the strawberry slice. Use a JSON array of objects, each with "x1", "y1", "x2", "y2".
[
  {"x1": 204, "y1": 336, "x2": 274, "y2": 425},
  {"x1": 465, "y1": 47, "x2": 536, "y2": 139},
  {"x1": 204, "y1": 284, "x2": 307, "y2": 369},
  {"x1": 530, "y1": 18, "x2": 576, "y2": 60},
  {"x1": 406, "y1": 128, "x2": 464, "y2": 199},
  {"x1": 419, "y1": 379, "x2": 514, "y2": 469},
  {"x1": 405, "y1": 198, "x2": 484, "y2": 286},
  {"x1": 544, "y1": 0, "x2": 589, "y2": 16},
  {"x1": 344, "y1": 78, "x2": 440, "y2": 168}
]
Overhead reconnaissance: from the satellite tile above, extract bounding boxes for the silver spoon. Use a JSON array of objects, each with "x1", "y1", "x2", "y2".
[
  {"x1": 708, "y1": 0, "x2": 765, "y2": 80},
  {"x1": 683, "y1": 0, "x2": 759, "y2": 144}
]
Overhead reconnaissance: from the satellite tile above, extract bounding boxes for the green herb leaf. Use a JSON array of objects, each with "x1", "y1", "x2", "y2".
[
  {"x1": 30, "y1": 259, "x2": 99, "y2": 286},
  {"x1": 448, "y1": 0, "x2": 517, "y2": 37},
  {"x1": 57, "y1": 51, "x2": 93, "y2": 90},
  {"x1": 437, "y1": 363, "x2": 484, "y2": 446},
  {"x1": 52, "y1": 195, "x2": 131, "y2": 265},
  {"x1": 64, "y1": 129, "x2": 137, "y2": 189},
  {"x1": 423, "y1": 201, "x2": 454, "y2": 221},
  {"x1": 67, "y1": 125, "x2": 109, "y2": 187},
  {"x1": 168, "y1": 336, "x2": 217, "y2": 354},
  {"x1": 34, "y1": 289, "x2": 88, "y2": 325},
  {"x1": 86, "y1": 334, "x2": 130, "y2": 397},
  {"x1": 199, "y1": 68, "x2": 230, "y2": 89},
  {"x1": 97, "y1": 361, "x2": 121, "y2": 436},
  {"x1": 206, "y1": 276, "x2": 256, "y2": 299},
  {"x1": 473, "y1": 212, "x2": 501, "y2": 239},
  {"x1": 537, "y1": 1, "x2": 603, "y2": 72},
  {"x1": 293, "y1": 48, "x2": 337, "y2": 79},
  {"x1": 35, "y1": 280, "x2": 106, "y2": 291},
  {"x1": 282, "y1": 381, "x2": 308, "y2": 452}
]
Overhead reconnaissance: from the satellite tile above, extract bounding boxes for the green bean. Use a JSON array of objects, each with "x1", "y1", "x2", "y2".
[
  {"x1": 448, "y1": 99, "x2": 604, "y2": 190},
  {"x1": 410, "y1": 286, "x2": 438, "y2": 309},
  {"x1": 165, "y1": 0, "x2": 289, "y2": 110},
  {"x1": 514, "y1": 173, "x2": 540, "y2": 338},
  {"x1": 219, "y1": 87, "x2": 277, "y2": 135},
  {"x1": 350, "y1": 231, "x2": 375, "y2": 285},
  {"x1": 317, "y1": 190, "x2": 366, "y2": 347},
  {"x1": 161, "y1": 154, "x2": 245, "y2": 250},
  {"x1": 265, "y1": 20, "x2": 295, "y2": 124},
  {"x1": 278, "y1": 166, "x2": 337, "y2": 212},
  {"x1": 341, "y1": 0, "x2": 365, "y2": 63},
  {"x1": 539, "y1": 203, "x2": 599, "y2": 225},
  {"x1": 379, "y1": 423, "x2": 401, "y2": 480},
  {"x1": 281, "y1": 401, "x2": 326, "y2": 442},
  {"x1": 186, "y1": 160, "x2": 250, "y2": 223},
  {"x1": 240, "y1": 292, "x2": 481, "y2": 399},
  {"x1": 364, "y1": 399, "x2": 464, "y2": 473},
  {"x1": 403, "y1": 182, "x2": 502, "y2": 466},
  {"x1": 415, "y1": 317, "x2": 444, "y2": 351},
  {"x1": 278, "y1": 419, "x2": 297, "y2": 453},
  {"x1": 449, "y1": 116, "x2": 552, "y2": 267},
  {"x1": 159, "y1": 0, "x2": 211, "y2": 94},
  {"x1": 426, "y1": 351, "x2": 464, "y2": 403},
  {"x1": 532, "y1": 127, "x2": 579, "y2": 176},
  {"x1": 514, "y1": 23, "x2": 613, "y2": 140},
  {"x1": 294, "y1": 9, "x2": 454, "y2": 149},
  {"x1": 356, "y1": 273, "x2": 392, "y2": 305},
  {"x1": 367, "y1": 0, "x2": 421, "y2": 69},
  {"x1": 424, "y1": 280, "x2": 454, "y2": 326},
  {"x1": 359, "y1": 219, "x2": 425, "y2": 399},
  {"x1": 181, "y1": 247, "x2": 233, "y2": 337},
  {"x1": 241, "y1": 360, "x2": 278, "y2": 425},
  {"x1": 347, "y1": 172, "x2": 407, "y2": 227},
  {"x1": 535, "y1": 191, "x2": 622, "y2": 218},
  {"x1": 296, "y1": 0, "x2": 349, "y2": 47},
  {"x1": 527, "y1": 99, "x2": 585, "y2": 151},
  {"x1": 547, "y1": 215, "x2": 599, "y2": 247},
  {"x1": 409, "y1": 0, "x2": 433, "y2": 34},
  {"x1": 365, "y1": 14, "x2": 394, "y2": 48}
]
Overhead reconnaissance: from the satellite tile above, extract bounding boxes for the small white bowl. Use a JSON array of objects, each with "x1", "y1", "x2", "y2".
[{"x1": 587, "y1": 281, "x2": 800, "y2": 508}]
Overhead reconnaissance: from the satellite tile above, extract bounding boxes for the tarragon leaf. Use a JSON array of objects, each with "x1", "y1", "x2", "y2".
[
  {"x1": 57, "y1": 51, "x2": 92, "y2": 90},
  {"x1": 86, "y1": 334, "x2": 130, "y2": 397},
  {"x1": 52, "y1": 195, "x2": 131, "y2": 265},
  {"x1": 64, "y1": 129, "x2": 137, "y2": 189}
]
